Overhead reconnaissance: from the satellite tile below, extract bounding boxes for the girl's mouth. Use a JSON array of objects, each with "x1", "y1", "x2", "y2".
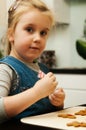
[{"x1": 30, "y1": 46, "x2": 39, "y2": 50}]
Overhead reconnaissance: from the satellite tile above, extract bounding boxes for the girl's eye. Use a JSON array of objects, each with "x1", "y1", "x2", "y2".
[
  {"x1": 26, "y1": 27, "x2": 34, "y2": 33},
  {"x1": 40, "y1": 31, "x2": 47, "y2": 36}
]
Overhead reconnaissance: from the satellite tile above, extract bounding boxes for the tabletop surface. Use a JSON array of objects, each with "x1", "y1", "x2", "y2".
[{"x1": 21, "y1": 106, "x2": 86, "y2": 130}]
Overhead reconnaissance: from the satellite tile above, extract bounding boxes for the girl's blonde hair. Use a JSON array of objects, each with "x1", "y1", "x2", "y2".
[{"x1": 6, "y1": 0, "x2": 55, "y2": 55}]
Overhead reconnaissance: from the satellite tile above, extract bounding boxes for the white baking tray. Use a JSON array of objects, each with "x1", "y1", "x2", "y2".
[{"x1": 21, "y1": 106, "x2": 86, "y2": 130}]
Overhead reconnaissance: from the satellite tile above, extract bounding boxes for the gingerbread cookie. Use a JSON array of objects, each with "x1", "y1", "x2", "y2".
[
  {"x1": 67, "y1": 121, "x2": 86, "y2": 127},
  {"x1": 75, "y1": 109, "x2": 86, "y2": 116},
  {"x1": 58, "y1": 113, "x2": 76, "y2": 119}
]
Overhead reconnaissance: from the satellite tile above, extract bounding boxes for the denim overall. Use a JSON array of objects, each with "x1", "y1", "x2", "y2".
[{"x1": 0, "y1": 56, "x2": 57, "y2": 119}]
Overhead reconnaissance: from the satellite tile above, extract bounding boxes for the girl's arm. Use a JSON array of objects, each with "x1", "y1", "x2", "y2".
[{"x1": 0, "y1": 65, "x2": 57, "y2": 119}]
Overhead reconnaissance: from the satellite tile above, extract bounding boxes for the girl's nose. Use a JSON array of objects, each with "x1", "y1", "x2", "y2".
[{"x1": 33, "y1": 33, "x2": 41, "y2": 42}]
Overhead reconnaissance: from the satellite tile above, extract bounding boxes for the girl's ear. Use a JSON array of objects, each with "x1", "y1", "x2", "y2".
[{"x1": 7, "y1": 28, "x2": 14, "y2": 43}]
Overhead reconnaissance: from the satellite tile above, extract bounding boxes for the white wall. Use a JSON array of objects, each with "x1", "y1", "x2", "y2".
[
  {"x1": 0, "y1": 0, "x2": 7, "y2": 54},
  {"x1": 6, "y1": 0, "x2": 15, "y2": 11},
  {"x1": 46, "y1": 1, "x2": 86, "y2": 68},
  {"x1": 55, "y1": 74, "x2": 86, "y2": 108},
  {"x1": 46, "y1": 25, "x2": 71, "y2": 68},
  {"x1": 70, "y1": 1, "x2": 86, "y2": 68},
  {"x1": 0, "y1": 0, "x2": 15, "y2": 54}
]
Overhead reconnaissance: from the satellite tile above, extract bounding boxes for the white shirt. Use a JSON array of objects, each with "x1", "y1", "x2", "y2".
[{"x1": 0, "y1": 64, "x2": 13, "y2": 123}]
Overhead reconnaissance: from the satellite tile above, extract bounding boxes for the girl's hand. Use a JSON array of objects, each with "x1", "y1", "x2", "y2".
[
  {"x1": 34, "y1": 72, "x2": 58, "y2": 99},
  {"x1": 49, "y1": 88, "x2": 65, "y2": 107}
]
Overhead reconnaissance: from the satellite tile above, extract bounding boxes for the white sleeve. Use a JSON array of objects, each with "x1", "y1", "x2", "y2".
[
  {"x1": 0, "y1": 64, "x2": 13, "y2": 123},
  {"x1": 0, "y1": 64, "x2": 13, "y2": 96}
]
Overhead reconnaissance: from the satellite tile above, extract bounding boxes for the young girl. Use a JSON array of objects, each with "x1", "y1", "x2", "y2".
[{"x1": 0, "y1": 0, "x2": 65, "y2": 123}]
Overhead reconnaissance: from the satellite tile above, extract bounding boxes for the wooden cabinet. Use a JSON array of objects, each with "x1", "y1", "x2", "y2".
[{"x1": 41, "y1": 0, "x2": 70, "y2": 24}]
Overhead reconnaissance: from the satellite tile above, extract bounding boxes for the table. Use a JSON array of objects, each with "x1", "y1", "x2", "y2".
[{"x1": 21, "y1": 106, "x2": 86, "y2": 130}]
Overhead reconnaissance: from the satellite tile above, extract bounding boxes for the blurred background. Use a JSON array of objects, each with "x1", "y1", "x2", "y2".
[{"x1": 0, "y1": 0, "x2": 86, "y2": 69}]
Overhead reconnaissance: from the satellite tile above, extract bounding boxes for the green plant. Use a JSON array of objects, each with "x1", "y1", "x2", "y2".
[
  {"x1": 76, "y1": 40, "x2": 86, "y2": 59},
  {"x1": 76, "y1": 19, "x2": 86, "y2": 59},
  {"x1": 0, "y1": 50, "x2": 3, "y2": 59}
]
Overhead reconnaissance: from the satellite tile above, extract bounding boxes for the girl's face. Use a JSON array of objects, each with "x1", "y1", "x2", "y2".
[{"x1": 9, "y1": 9, "x2": 51, "y2": 63}]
